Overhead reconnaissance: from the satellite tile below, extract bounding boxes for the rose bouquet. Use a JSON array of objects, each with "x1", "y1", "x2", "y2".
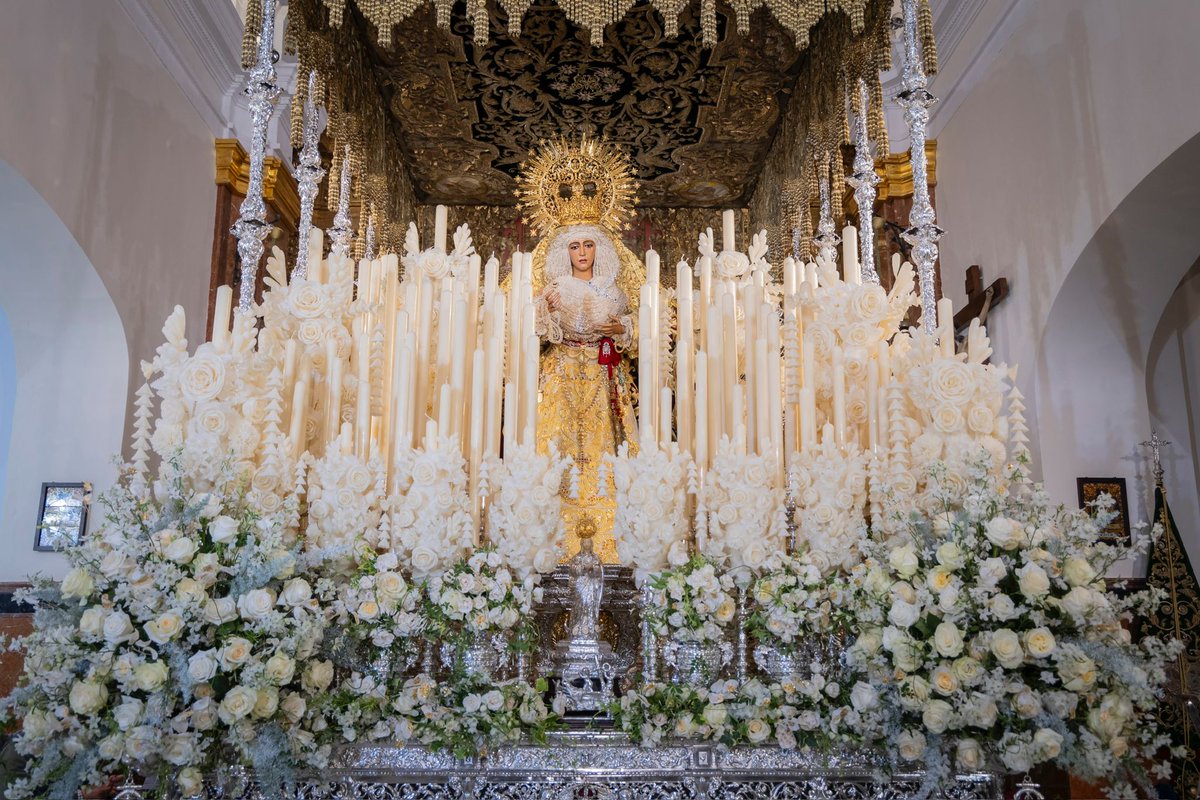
[
  {"x1": 699, "y1": 439, "x2": 786, "y2": 574},
  {"x1": 608, "y1": 441, "x2": 693, "y2": 583},
  {"x1": 851, "y1": 456, "x2": 1180, "y2": 794},
  {"x1": 388, "y1": 435, "x2": 476, "y2": 579},
  {"x1": 484, "y1": 442, "x2": 572, "y2": 579},
  {"x1": 1, "y1": 464, "x2": 331, "y2": 800},
  {"x1": 413, "y1": 674, "x2": 559, "y2": 759},
  {"x1": 644, "y1": 555, "x2": 736, "y2": 645},
  {"x1": 424, "y1": 547, "x2": 542, "y2": 671},
  {"x1": 611, "y1": 678, "x2": 744, "y2": 747},
  {"x1": 788, "y1": 437, "x2": 869, "y2": 573},
  {"x1": 747, "y1": 552, "x2": 854, "y2": 661}
]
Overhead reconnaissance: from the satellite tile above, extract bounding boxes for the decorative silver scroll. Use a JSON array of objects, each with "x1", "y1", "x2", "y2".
[
  {"x1": 293, "y1": 70, "x2": 325, "y2": 282},
  {"x1": 229, "y1": 0, "x2": 281, "y2": 312},
  {"x1": 897, "y1": 0, "x2": 945, "y2": 333}
]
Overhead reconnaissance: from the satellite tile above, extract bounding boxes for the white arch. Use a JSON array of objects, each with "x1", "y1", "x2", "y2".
[{"x1": 0, "y1": 160, "x2": 128, "y2": 580}]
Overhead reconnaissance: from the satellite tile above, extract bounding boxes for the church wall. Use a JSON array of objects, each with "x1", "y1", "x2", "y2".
[
  {"x1": 934, "y1": 0, "x2": 1200, "y2": 562},
  {"x1": 0, "y1": 161, "x2": 128, "y2": 582},
  {"x1": 0, "y1": 0, "x2": 216, "y2": 447},
  {"x1": 1147, "y1": 259, "x2": 1200, "y2": 567}
]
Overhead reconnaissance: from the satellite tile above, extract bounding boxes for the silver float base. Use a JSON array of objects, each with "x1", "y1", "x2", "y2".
[{"x1": 195, "y1": 733, "x2": 1002, "y2": 799}]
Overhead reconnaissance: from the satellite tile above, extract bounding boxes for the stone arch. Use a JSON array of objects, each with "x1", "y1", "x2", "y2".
[{"x1": 0, "y1": 159, "x2": 128, "y2": 580}]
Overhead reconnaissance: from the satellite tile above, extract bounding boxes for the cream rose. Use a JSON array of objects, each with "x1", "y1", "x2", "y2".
[
  {"x1": 264, "y1": 652, "x2": 296, "y2": 686},
  {"x1": 103, "y1": 611, "x2": 137, "y2": 644},
  {"x1": 850, "y1": 284, "x2": 888, "y2": 321},
  {"x1": 113, "y1": 697, "x2": 143, "y2": 731},
  {"x1": 966, "y1": 405, "x2": 995, "y2": 435},
  {"x1": 850, "y1": 681, "x2": 879, "y2": 711},
  {"x1": 1024, "y1": 627, "x2": 1056, "y2": 659},
  {"x1": 702, "y1": 704, "x2": 728, "y2": 727},
  {"x1": 303, "y1": 660, "x2": 335, "y2": 692},
  {"x1": 1033, "y1": 728, "x2": 1063, "y2": 760},
  {"x1": 179, "y1": 354, "x2": 226, "y2": 402},
  {"x1": 79, "y1": 606, "x2": 106, "y2": 638},
  {"x1": 983, "y1": 516, "x2": 1022, "y2": 550},
  {"x1": 956, "y1": 738, "x2": 984, "y2": 771},
  {"x1": 933, "y1": 621, "x2": 965, "y2": 658},
  {"x1": 281, "y1": 692, "x2": 307, "y2": 725},
  {"x1": 204, "y1": 596, "x2": 237, "y2": 625},
  {"x1": 990, "y1": 628, "x2": 1025, "y2": 669},
  {"x1": 60, "y1": 568, "x2": 94, "y2": 602},
  {"x1": 888, "y1": 544, "x2": 919, "y2": 578},
  {"x1": 177, "y1": 767, "x2": 205, "y2": 798},
  {"x1": 209, "y1": 515, "x2": 239, "y2": 544},
  {"x1": 133, "y1": 660, "x2": 170, "y2": 692},
  {"x1": 289, "y1": 284, "x2": 328, "y2": 319},
  {"x1": 932, "y1": 403, "x2": 964, "y2": 435},
  {"x1": 1016, "y1": 562, "x2": 1051, "y2": 599},
  {"x1": 929, "y1": 361, "x2": 974, "y2": 405},
  {"x1": 1063, "y1": 557, "x2": 1097, "y2": 588},
  {"x1": 745, "y1": 718, "x2": 771, "y2": 744},
  {"x1": 897, "y1": 729, "x2": 926, "y2": 761},
  {"x1": 252, "y1": 687, "x2": 279, "y2": 719},
  {"x1": 220, "y1": 637, "x2": 253, "y2": 671},
  {"x1": 217, "y1": 685, "x2": 257, "y2": 724},
  {"x1": 145, "y1": 610, "x2": 184, "y2": 645},
  {"x1": 188, "y1": 650, "x2": 219, "y2": 684},
  {"x1": 922, "y1": 699, "x2": 953, "y2": 733},
  {"x1": 69, "y1": 681, "x2": 109, "y2": 716},
  {"x1": 951, "y1": 656, "x2": 984, "y2": 685},
  {"x1": 410, "y1": 546, "x2": 440, "y2": 576},
  {"x1": 237, "y1": 588, "x2": 277, "y2": 622}
]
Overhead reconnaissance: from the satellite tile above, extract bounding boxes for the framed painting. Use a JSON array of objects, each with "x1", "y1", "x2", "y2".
[
  {"x1": 34, "y1": 482, "x2": 90, "y2": 551},
  {"x1": 1076, "y1": 477, "x2": 1131, "y2": 544}
]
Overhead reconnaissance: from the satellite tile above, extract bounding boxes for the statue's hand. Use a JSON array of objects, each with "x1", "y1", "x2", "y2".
[
  {"x1": 594, "y1": 317, "x2": 626, "y2": 336},
  {"x1": 544, "y1": 288, "x2": 561, "y2": 311}
]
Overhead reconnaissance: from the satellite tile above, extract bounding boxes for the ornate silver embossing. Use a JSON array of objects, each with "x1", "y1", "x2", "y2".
[
  {"x1": 896, "y1": 0, "x2": 945, "y2": 333},
  {"x1": 230, "y1": 0, "x2": 281, "y2": 312},
  {"x1": 661, "y1": 639, "x2": 731, "y2": 687},
  {"x1": 846, "y1": 79, "x2": 881, "y2": 285},
  {"x1": 328, "y1": 145, "x2": 355, "y2": 259},
  {"x1": 293, "y1": 70, "x2": 326, "y2": 282},
  {"x1": 811, "y1": 156, "x2": 841, "y2": 266}
]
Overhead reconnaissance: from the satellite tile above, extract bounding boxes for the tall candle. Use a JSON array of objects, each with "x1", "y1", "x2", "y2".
[
  {"x1": 469, "y1": 350, "x2": 485, "y2": 540},
  {"x1": 695, "y1": 354, "x2": 709, "y2": 470},
  {"x1": 867, "y1": 357, "x2": 879, "y2": 453},
  {"x1": 307, "y1": 229, "x2": 325, "y2": 282},
  {"x1": 843, "y1": 225, "x2": 860, "y2": 285},
  {"x1": 805, "y1": 262, "x2": 818, "y2": 288},
  {"x1": 720, "y1": 290, "x2": 737, "y2": 434},
  {"x1": 326, "y1": 338, "x2": 343, "y2": 448},
  {"x1": 676, "y1": 335, "x2": 692, "y2": 455},
  {"x1": 355, "y1": 333, "x2": 371, "y2": 457},
  {"x1": 800, "y1": 386, "x2": 816, "y2": 450},
  {"x1": 783, "y1": 257, "x2": 797, "y2": 297},
  {"x1": 706, "y1": 305, "x2": 723, "y2": 447},
  {"x1": 212, "y1": 285, "x2": 232, "y2": 348},
  {"x1": 415, "y1": 276, "x2": 434, "y2": 445},
  {"x1": 449, "y1": 296, "x2": 468, "y2": 441},
  {"x1": 483, "y1": 256, "x2": 499, "y2": 304},
  {"x1": 502, "y1": 382, "x2": 517, "y2": 454},
  {"x1": 392, "y1": 338, "x2": 413, "y2": 458},
  {"x1": 646, "y1": 250, "x2": 660, "y2": 288},
  {"x1": 522, "y1": 333, "x2": 538, "y2": 446},
  {"x1": 435, "y1": 205, "x2": 448, "y2": 252},
  {"x1": 832, "y1": 347, "x2": 846, "y2": 447},
  {"x1": 732, "y1": 384, "x2": 745, "y2": 454},
  {"x1": 639, "y1": 336, "x2": 654, "y2": 449},
  {"x1": 487, "y1": 294, "x2": 506, "y2": 457},
  {"x1": 754, "y1": 337, "x2": 769, "y2": 456},
  {"x1": 938, "y1": 297, "x2": 955, "y2": 355},
  {"x1": 658, "y1": 386, "x2": 672, "y2": 447},
  {"x1": 722, "y1": 209, "x2": 736, "y2": 252},
  {"x1": 288, "y1": 379, "x2": 308, "y2": 460},
  {"x1": 767, "y1": 313, "x2": 783, "y2": 484}
]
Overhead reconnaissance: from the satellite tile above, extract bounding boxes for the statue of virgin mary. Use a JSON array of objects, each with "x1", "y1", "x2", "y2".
[{"x1": 515, "y1": 137, "x2": 645, "y2": 563}]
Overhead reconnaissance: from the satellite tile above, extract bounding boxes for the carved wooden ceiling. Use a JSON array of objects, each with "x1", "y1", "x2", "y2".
[{"x1": 365, "y1": 0, "x2": 806, "y2": 207}]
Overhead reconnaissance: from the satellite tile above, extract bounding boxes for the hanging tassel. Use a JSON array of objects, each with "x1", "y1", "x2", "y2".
[
  {"x1": 919, "y1": 0, "x2": 939, "y2": 75},
  {"x1": 241, "y1": 0, "x2": 263, "y2": 69}
]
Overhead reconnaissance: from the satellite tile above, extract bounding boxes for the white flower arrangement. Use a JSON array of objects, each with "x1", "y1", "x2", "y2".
[
  {"x1": 1, "y1": 466, "x2": 330, "y2": 800},
  {"x1": 645, "y1": 556, "x2": 736, "y2": 645},
  {"x1": 849, "y1": 457, "x2": 1181, "y2": 793},
  {"x1": 484, "y1": 442, "x2": 572, "y2": 580},
  {"x1": 699, "y1": 438, "x2": 786, "y2": 574},
  {"x1": 424, "y1": 547, "x2": 542, "y2": 661},
  {"x1": 608, "y1": 441, "x2": 694, "y2": 583},
  {"x1": 747, "y1": 552, "x2": 854, "y2": 656},
  {"x1": 303, "y1": 438, "x2": 384, "y2": 563},
  {"x1": 387, "y1": 436, "x2": 475, "y2": 579},
  {"x1": 788, "y1": 436, "x2": 869, "y2": 573}
]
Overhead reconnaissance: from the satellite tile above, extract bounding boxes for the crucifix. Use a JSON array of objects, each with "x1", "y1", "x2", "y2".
[
  {"x1": 951, "y1": 264, "x2": 1009, "y2": 337},
  {"x1": 1140, "y1": 430, "x2": 1172, "y2": 488}
]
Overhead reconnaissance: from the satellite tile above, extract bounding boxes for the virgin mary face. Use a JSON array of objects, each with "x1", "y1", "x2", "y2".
[{"x1": 568, "y1": 238, "x2": 596, "y2": 274}]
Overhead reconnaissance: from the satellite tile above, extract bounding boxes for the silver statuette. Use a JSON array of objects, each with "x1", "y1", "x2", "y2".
[{"x1": 554, "y1": 529, "x2": 618, "y2": 713}]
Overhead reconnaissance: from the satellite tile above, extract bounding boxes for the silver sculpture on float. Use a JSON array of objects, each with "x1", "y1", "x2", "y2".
[
  {"x1": 229, "y1": 0, "x2": 280, "y2": 312},
  {"x1": 897, "y1": 0, "x2": 945, "y2": 332},
  {"x1": 811, "y1": 153, "x2": 842, "y2": 265},
  {"x1": 327, "y1": 145, "x2": 355, "y2": 259},
  {"x1": 293, "y1": 71, "x2": 325, "y2": 282},
  {"x1": 553, "y1": 524, "x2": 619, "y2": 713},
  {"x1": 847, "y1": 78, "x2": 882, "y2": 284}
]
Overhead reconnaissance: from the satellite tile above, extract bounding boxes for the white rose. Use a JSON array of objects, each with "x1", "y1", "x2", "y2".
[
  {"x1": 188, "y1": 650, "x2": 219, "y2": 684},
  {"x1": 976, "y1": 557, "x2": 1007, "y2": 589},
  {"x1": 922, "y1": 699, "x2": 953, "y2": 733},
  {"x1": 888, "y1": 599, "x2": 921, "y2": 629},
  {"x1": 69, "y1": 681, "x2": 109, "y2": 716},
  {"x1": 929, "y1": 361, "x2": 974, "y2": 405},
  {"x1": 79, "y1": 606, "x2": 106, "y2": 638},
  {"x1": 932, "y1": 404, "x2": 964, "y2": 434},
  {"x1": 281, "y1": 692, "x2": 307, "y2": 725},
  {"x1": 850, "y1": 681, "x2": 879, "y2": 712},
  {"x1": 965, "y1": 694, "x2": 999, "y2": 728},
  {"x1": 935, "y1": 542, "x2": 965, "y2": 569},
  {"x1": 191, "y1": 697, "x2": 218, "y2": 731},
  {"x1": 356, "y1": 600, "x2": 381, "y2": 621},
  {"x1": 163, "y1": 536, "x2": 197, "y2": 565},
  {"x1": 410, "y1": 546, "x2": 440, "y2": 577},
  {"x1": 1033, "y1": 728, "x2": 1063, "y2": 760},
  {"x1": 192, "y1": 553, "x2": 221, "y2": 586},
  {"x1": 888, "y1": 544, "x2": 919, "y2": 578},
  {"x1": 1016, "y1": 562, "x2": 1050, "y2": 599},
  {"x1": 933, "y1": 622, "x2": 965, "y2": 658},
  {"x1": 252, "y1": 687, "x2": 279, "y2": 719},
  {"x1": 966, "y1": 405, "x2": 995, "y2": 435},
  {"x1": 745, "y1": 718, "x2": 771, "y2": 744},
  {"x1": 125, "y1": 725, "x2": 156, "y2": 762},
  {"x1": 280, "y1": 578, "x2": 314, "y2": 608},
  {"x1": 177, "y1": 767, "x2": 205, "y2": 798},
  {"x1": 989, "y1": 593, "x2": 1017, "y2": 621},
  {"x1": 204, "y1": 596, "x2": 238, "y2": 625},
  {"x1": 951, "y1": 657, "x2": 984, "y2": 685},
  {"x1": 209, "y1": 515, "x2": 239, "y2": 544},
  {"x1": 533, "y1": 548, "x2": 559, "y2": 574},
  {"x1": 990, "y1": 629, "x2": 1024, "y2": 669},
  {"x1": 1063, "y1": 557, "x2": 1097, "y2": 588},
  {"x1": 897, "y1": 729, "x2": 926, "y2": 761},
  {"x1": 264, "y1": 652, "x2": 296, "y2": 686},
  {"x1": 99, "y1": 550, "x2": 131, "y2": 579},
  {"x1": 179, "y1": 354, "x2": 226, "y2": 402},
  {"x1": 931, "y1": 665, "x2": 960, "y2": 696},
  {"x1": 133, "y1": 660, "x2": 170, "y2": 692},
  {"x1": 483, "y1": 690, "x2": 505, "y2": 712},
  {"x1": 174, "y1": 577, "x2": 207, "y2": 606},
  {"x1": 983, "y1": 517, "x2": 1022, "y2": 550},
  {"x1": 218, "y1": 685, "x2": 258, "y2": 724},
  {"x1": 373, "y1": 573, "x2": 406, "y2": 605},
  {"x1": 702, "y1": 704, "x2": 728, "y2": 728},
  {"x1": 740, "y1": 541, "x2": 768, "y2": 570},
  {"x1": 956, "y1": 738, "x2": 984, "y2": 771},
  {"x1": 60, "y1": 568, "x2": 94, "y2": 602},
  {"x1": 237, "y1": 588, "x2": 277, "y2": 622},
  {"x1": 303, "y1": 660, "x2": 334, "y2": 692},
  {"x1": 102, "y1": 610, "x2": 136, "y2": 644},
  {"x1": 1060, "y1": 586, "x2": 1095, "y2": 619},
  {"x1": 113, "y1": 697, "x2": 143, "y2": 731},
  {"x1": 145, "y1": 610, "x2": 185, "y2": 644},
  {"x1": 462, "y1": 693, "x2": 483, "y2": 713},
  {"x1": 1012, "y1": 688, "x2": 1042, "y2": 719},
  {"x1": 162, "y1": 734, "x2": 195, "y2": 766},
  {"x1": 1024, "y1": 627, "x2": 1057, "y2": 659},
  {"x1": 999, "y1": 733, "x2": 1033, "y2": 773},
  {"x1": 220, "y1": 637, "x2": 253, "y2": 671}
]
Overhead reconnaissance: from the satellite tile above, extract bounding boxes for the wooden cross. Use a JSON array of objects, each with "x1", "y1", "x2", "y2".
[{"x1": 952, "y1": 264, "x2": 1009, "y2": 335}]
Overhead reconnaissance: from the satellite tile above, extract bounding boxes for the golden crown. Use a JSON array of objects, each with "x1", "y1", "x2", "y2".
[
  {"x1": 574, "y1": 515, "x2": 598, "y2": 541},
  {"x1": 515, "y1": 136, "x2": 638, "y2": 236}
]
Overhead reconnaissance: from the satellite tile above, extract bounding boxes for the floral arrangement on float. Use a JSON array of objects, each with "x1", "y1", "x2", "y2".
[{"x1": 606, "y1": 440, "x2": 694, "y2": 584}]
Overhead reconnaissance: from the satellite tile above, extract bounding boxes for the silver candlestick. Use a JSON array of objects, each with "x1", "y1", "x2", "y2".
[
  {"x1": 734, "y1": 582, "x2": 749, "y2": 682},
  {"x1": 897, "y1": 0, "x2": 944, "y2": 333},
  {"x1": 327, "y1": 145, "x2": 355, "y2": 259},
  {"x1": 846, "y1": 79, "x2": 881, "y2": 284},
  {"x1": 641, "y1": 583, "x2": 658, "y2": 681},
  {"x1": 293, "y1": 70, "x2": 326, "y2": 282},
  {"x1": 812, "y1": 155, "x2": 841, "y2": 265},
  {"x1": 364, "y1": 207, "x2": 377, "y2": 261},
  {"x1": 229, "y1": 0, "x2": 281, "y2": 312}
]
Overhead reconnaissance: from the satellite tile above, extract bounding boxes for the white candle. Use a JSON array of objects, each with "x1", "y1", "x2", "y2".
[
  {"x1": 783, "y1": 257, "x2": 797, "y2": 297},
  {"x1": 800, "y1": 386, "x2": 816, "y2": 450},
  {"x1": 877, "y1": 340, "x2": 890, "y2": 386},
  {"x1": 754, "y1": 337, "x2": 769, "y2": 455},
  {"x1": 355, "y1": 333, "x2": 371, "y2": 457},
  {"x1": 720, "y1": 290, "x2": 737, "y2": 434},
  {"x1": 449, "y1": 296, "x2": 468, "y2": 440},
  {"x1": 392, "y1": 338, "x2": 413, "y2": 459},
  {"x1": 676, "y1": 334, "x2": 691, "y2": 455},
  {"x1": 435, "y1": 205, "x2": 448, "y2": 252},
  {"x1": 706, "y1": 305, "x2": 723, "y2": 447},
  {"x1": 415, "y1": 276, "x2": 434, "y2": 445},
  {"x1": 767, "y1": 314, "x2": 783, "y2": 484},
  {"x1": 867, "y1": 356, "x2": 879, "y2": 453},
  {"x1": 646, "y1": 250, "x2": 660, "y2": 288},
  {"x1": 659, "y1": 386, "x2": 672, "y2": 447},
  {"x1": 435, "y1": 286, "x2": 454, "y2": 404},
  {"x1": 732, "y1": 384, "x2": 745, "y2": 454},
  {"x1": 639, "y1": 336, "x2": 654, "y2": 449},
  {"x1": 307, "y1": 228, "x2": 324, "y2": 282},
  {"x1": 805, "y1": 262, "x2": 818, "y2": 288},
  {"x1": 483, "y1": 256, "x2": 499, "y2": 305},
  {"x1": 486, "y1": 294, "x2": 506, "y2": 458},
  {"x1": 522, "y1": 333, "x2": 538, "y2": 446},
  {"x1": 212, "y1": 285, "x2": 232, "y2": 348},
  {"x1": 843, "y1": 225, "x2": 860, "y2": 284},
  {"x1": 502, "y1": 382, "x2": 517, "y2": 454},
  {"x1": 469, "y1": 352, "x2": 485, "y2": 541},
  {"x1": 832, "y1": 347, "x2": 846, "y2": 447},
  {"x1": 288, "y1": 378, "x2": 308, "y2": 460},
  {"x1": 938, "y1": 297, "x2": 955, "y2": 355},
  {"x1": 722, "y1": 209, "x2": 736, "y2": 252},
  {"x1": 437, "y1": 384, "x2": 452, "y2": 445},
  {"x1": 326, "y1": 337, "x2": 342, "y2": 448},
  {"x1": 695, "y1": 353, "x2": 708, "y2": 469}
]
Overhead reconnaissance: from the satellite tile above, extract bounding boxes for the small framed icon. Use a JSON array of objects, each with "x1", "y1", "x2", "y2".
[
  {"x1": 34, "y1": 482, "x2": 91, "y2": 551},
  {"x1": 1076, "y1": 477, "x2": 1131, "y2": 544}
]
